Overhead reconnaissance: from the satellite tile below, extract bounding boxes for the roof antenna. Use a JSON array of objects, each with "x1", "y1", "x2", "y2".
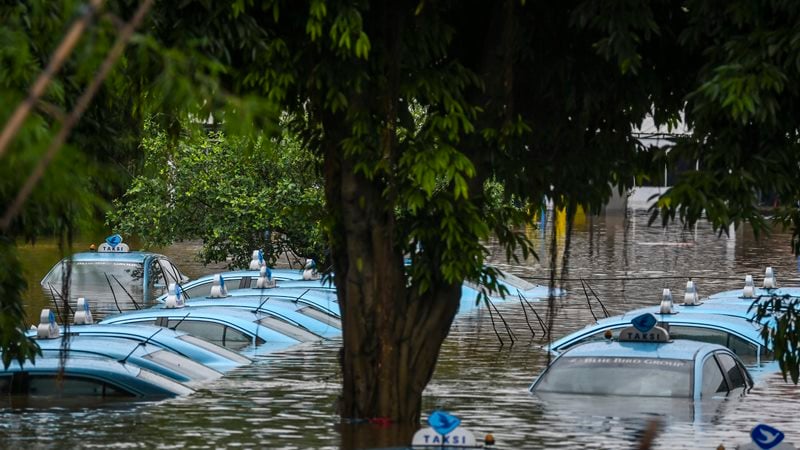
[
  {"x1": 169, "y1": 312, "x2": 192, "y2": 331},
  {"x1": 120, "y1": 327, "x2": 163, "y2": 364}
]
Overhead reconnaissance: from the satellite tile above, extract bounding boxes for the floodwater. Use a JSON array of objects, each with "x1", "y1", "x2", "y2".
[{"x1": 5, "y1": 210, "x2": 800, "y2": 449}]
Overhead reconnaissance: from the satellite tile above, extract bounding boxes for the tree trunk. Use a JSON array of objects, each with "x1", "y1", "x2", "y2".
[
  {"x1": 323, "y1": 124, "x2": 462, "y2": 423},
  {"x1": 315, "y1": 0, "x2": 503, "y2": 425}
]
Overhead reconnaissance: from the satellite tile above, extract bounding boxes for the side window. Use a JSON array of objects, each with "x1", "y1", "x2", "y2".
[
  {"x1": 170, "y1": 320, "x2": 225, "y2": 345},
  {"x1": 700, "y1": 357, "x2": 728, "y2": 397},
  {"x1": 223, "y1": 326, "x2": 253, "y2": 349},
  {"x1": 29, "y1": 376, "x2": 129, "y2": 397},
  {"x1": 2, "y1": 373, "x2": 131, "y2": 397},
  {"x1": 0, "y1": 375, "x2": 12, "y2": 393},
  {"x1": 716, "y1": 353, "x2": 747, "y2": 389},
  {"x1": 159, "y1": 259, "x2": 182, "y2": 286},
  {"x1": 147, "y1": 261, "x2": 167, "y2": 303},
  {"x1": 669, "y1": 326, "x2": 728, "y2": 347},
  {"x1": 182, "y1": 283, "x2": 212, "y2": 299},
  {"x1": 727, "y1": 334, "x2": 759, "y2": 364}
]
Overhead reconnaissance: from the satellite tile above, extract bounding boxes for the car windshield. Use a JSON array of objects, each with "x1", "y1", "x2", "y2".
[
  {"x1": 43, "y1": 260, "x2": 144, "y2": 307},
  {"x1": 463, "y1": 270, "x2": 537, "y2": 296},
  {"x1": 497, "y1": 271, "x2": 537, "y2": 291},
  {"x1": 534, "y1": 356, "x2": 693, "y2": 397}
]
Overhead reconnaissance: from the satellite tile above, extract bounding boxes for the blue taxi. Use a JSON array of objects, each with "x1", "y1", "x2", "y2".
[
  {"x1": 40, "y1": 235, "x2": 188, "y2": 316},
  {"x1": 27, "y1": 308, "x2": 221, "y2": 387},
  {"x1": 0, "y1": 356, "x2": 193, "y2": 402},
  {"x1": 42, "y1": 323, "x2": 251, "y2": 372},
  {"x1": 531, "y1": 314, "x2": 753, "y2": 400},
  {"x1": 99, "y1": 306, "x2": 328, "y2": 355},
  {"x1": 707, "y1": 269, "x2": 800, "y2": 302},
  {"x1": 174, "y1": 296, "x2": 341, "y2": 336},
  {"x1": 34, "y1": 335, "x2": 222, "y2": 387},
  {"x1": 546, "y1": 312, "x2": 770, "y2": 365}
]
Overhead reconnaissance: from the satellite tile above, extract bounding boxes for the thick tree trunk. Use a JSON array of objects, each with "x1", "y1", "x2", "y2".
[
  {"x1": 316, "y1": 0, "x2": 505, "y2": 425},
  {"x1": 323, "y1": 127, "x2": 462, "y2": 423}
]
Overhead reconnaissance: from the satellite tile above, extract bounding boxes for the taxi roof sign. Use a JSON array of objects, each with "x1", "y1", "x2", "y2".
[
  {"x1": 412, "y1": 411, "x2": 479, "y2": 449},
  {"x1": 619, "y1": 313, "x2": 670, "y2": 343},
  {"x1": 736, "y1": 424, "x2": 796, "y2": 450},
  {"x1": 98, "y1": 234, "x2": 130, "y2": 253}
]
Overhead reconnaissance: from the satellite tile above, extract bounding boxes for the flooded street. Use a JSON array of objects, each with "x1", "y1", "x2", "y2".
[{"x1": 5, "y1": 210, "x2": 800, "y2": 448}]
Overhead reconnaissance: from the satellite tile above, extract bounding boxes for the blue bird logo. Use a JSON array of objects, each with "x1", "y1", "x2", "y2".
[
  {"x1": 428, "y1": 411, "x2": 461, "y2": 436},
  {"x1": 751, "y1": 424, "x2": 785, "y2": 450},
  {"x1": 106, "y1": 234, "x2": 122, "y2": 247},
  {"x1": 631, "y1": 313, "x2": 657, "y2": 333}
]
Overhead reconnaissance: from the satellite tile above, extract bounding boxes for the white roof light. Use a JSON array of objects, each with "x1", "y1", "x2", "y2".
[
  {"x1": 683, "y1": 281, "x2": 700, "y2": 306},
  {"x1": 659, "y1": 288, "x2": 675, "y2": 314},
  {"x1": 209, "y1": 274, "x2": 229, "y2": 298},
  {"x1": 742, "y1": 274, "x2": 756, "y2": 298},
  {"x1": 165, "y1": 283, "x2": 185, "y2": 309},
  {"x1": 763, "y1": 267, "x2": 777, "y2": 289},
  {"x1": 74, "y1": 297, "x2": 94, "y2": 325},
  {"x1": 37, "y1": 309, "x2": 60, "y2": 339}
]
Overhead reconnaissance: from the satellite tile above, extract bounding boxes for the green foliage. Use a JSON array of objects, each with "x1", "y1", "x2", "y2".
[
  {"x1": 646, "y1": 0, "x2": 800, "y2": 252},
  {"x1": 109, "y1": 122, "x2": 325, "y2": 268},
  {"x1": 0, "y1": 0, "x2": 145, "y2": 364},
  {"x1": 752, "y1": 296, "x2": 800, "y2": 384},
  {"x1": 6, "y1": 0, "x2": 800, "y2": 404},
  {"x1": 0, "y1": 237, "x2": 41, "y2": 369}
]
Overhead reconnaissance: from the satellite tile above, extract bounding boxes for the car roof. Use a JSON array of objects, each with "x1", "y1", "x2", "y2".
[
  {"x1": 550, "y1": 312, "x2": 766, "y2": 352},
  {"x1": 561, "y1": 339, "x2": 726, "y2": 360},
  {"x1": 35, "y1": 335, "x2": 155, "y2": 355},
  {"x1": 708, "y1": 287, "x2": 800, "y2": 299},
  {"x1": 622, "y1": 302, "x2": 760, "y2": 321},
  {"x1": 600, "y1": 311, "x2": 762, "y2": 335},
  {"x1": 1, "y1": 354, "x2": 193, "y2": 397},
  {"x1": 101, "y1": 306, "x2": 261, "y2": 323},
  {"x1": 186, "y1": 269, "x2": 313, "y2": 283},
  {"x1": 65, "y1": 251, "x2": 165, "y2": 263}
]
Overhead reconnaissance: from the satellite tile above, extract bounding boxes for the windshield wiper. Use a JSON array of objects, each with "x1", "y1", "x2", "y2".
[{"x1": 109, "y1": 273, "x2": 141, "y2": 310}]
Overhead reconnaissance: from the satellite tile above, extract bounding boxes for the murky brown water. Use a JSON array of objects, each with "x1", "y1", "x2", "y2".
[{"x1": 5, "y1": 210, "x2": 800, "y2": 448}]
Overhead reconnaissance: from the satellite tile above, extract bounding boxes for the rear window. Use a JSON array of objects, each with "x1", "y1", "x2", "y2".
[
  {"x1": 143, "y1": 349, "x2": 221, "y2": 381},
  {"x1": 137, "y1": 368, "x2": 194, "y2": 396},
  {"x1": 534, "y1": 356, "x2": 692, "y2": 397},
  {"x1": 177, "y1": 335, "x2": 251, "y2": 364},
  {"x1": 168, "y1": 320, "x2": 263, "y2": 350},
  {"x1": 298, "y1": 306, "x2": 342, "y2": 329},
  {"x1": 1, "y1": 373, "x2": 134, "y2": 398},
  {"x1": 257, "y1": 316, "x2": 321, "y2": 342}
]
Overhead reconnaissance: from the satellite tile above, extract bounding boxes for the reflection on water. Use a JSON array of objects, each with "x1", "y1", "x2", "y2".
[{"x1": 6, "y1": 211, "x2": 800, "y2": 448}]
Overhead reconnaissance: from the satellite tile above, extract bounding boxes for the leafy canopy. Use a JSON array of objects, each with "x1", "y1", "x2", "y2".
[{"x1": 109, "y1": 121, "x2": 326, "y2": 269}]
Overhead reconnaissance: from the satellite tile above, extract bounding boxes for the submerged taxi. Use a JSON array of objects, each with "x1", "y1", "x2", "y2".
[
  {"x1": 531, "y1": 314, "x2": 753, "y2": 399},
  {"x1": 0, "y1": 356, "x2": 193, "y2": 404},
  {"x1": 100, "y1": 305, "x2": 327, "y2": 355},
  {"x1": 707, "y1": 268, "x2": 800, "y2": 302},
  {"x1": 2, "y1": 310, "x2": 193, "y2": 403},
  {"x1": 40, "y1": 235, "x2": 188, "y2": 316},
  {"x1": 547, "y1": 288, "x2": 773, "y2": 366}
]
